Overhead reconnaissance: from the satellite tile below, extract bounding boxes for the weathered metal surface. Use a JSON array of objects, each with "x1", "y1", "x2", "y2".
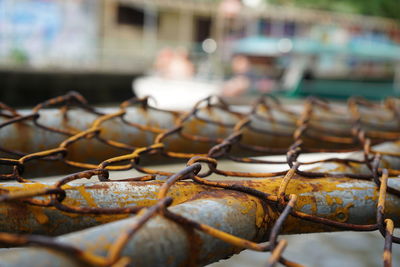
[
  {"x1": 0, "y1": 108, "x2": 235, "y2": 154},
  {"x1": 1, "y1": 93, "x2": 400, "y2": 266},
  {"x1": 2, "y1": 101, "x2": 398, "y2": 177},
  {"x1": 1, "y1": 136, "x2": 400, "y2": 236},
  {"x1": 0, "y1": 177, "x2": 399, "y2": 267},
  {"x1": 0, "y1": 181, "x2": 200, "y2": 235},
  {"x1": 303, "y1": 141, "x2": 400, "y2": 175},
  {"x1": 0, "y1": 174, "x2": 399, "y2": 236}
]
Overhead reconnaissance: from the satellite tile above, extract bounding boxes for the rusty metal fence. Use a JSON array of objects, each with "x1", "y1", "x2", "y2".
[{"x1": 0, "y1": 91, "x2": 399, "y2": 266}]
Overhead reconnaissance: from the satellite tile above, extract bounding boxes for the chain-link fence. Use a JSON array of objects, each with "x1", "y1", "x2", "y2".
[{"x1": 0, "y1": 92, "x2": 399, "y2": 266}]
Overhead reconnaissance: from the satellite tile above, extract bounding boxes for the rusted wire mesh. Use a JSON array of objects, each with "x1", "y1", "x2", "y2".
[{"x1": 0, "y1": 91, "x2": 399, "y2": 266}]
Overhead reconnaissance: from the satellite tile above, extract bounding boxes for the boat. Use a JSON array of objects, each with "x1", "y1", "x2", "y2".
[
  {"x1": 133, "y1": 76, "x2": 222, "y2": 110},
  {"x1": 233, "y1": 36, "x2": 400, "y2": 100},
  {"x1": 133, "y1": 36, "x2": 400, "y2": 109}
]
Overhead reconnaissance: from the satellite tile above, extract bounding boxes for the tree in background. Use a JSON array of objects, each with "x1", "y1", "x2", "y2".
[{"x1": 270, "y1": 0, "x2": 400, "y2": 21}]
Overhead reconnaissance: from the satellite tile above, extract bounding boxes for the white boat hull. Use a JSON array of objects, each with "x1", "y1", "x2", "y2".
[{"x1": 133, "y1": 76, "x2": 222, "y2": 110}]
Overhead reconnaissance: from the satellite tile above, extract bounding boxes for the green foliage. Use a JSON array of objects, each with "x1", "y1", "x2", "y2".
[
  {"x1": 269, "y1": 0, "x2": 400, "y2": 20},
  {"x1": 10, "y1": 48, "x2": 29, "y2": 64}
]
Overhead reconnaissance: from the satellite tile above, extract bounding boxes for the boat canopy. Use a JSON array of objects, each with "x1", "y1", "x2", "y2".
[{"x1": 233, "y1": 36, "x2": 400, "y2": 61}]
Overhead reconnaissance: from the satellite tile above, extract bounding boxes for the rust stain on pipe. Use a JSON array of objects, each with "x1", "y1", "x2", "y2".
[{"x1": 0, "y1": 176, "x2": 399, "y2": 235}]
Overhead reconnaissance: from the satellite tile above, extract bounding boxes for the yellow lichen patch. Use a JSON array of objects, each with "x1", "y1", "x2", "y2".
[
  {"x1": 295, "y1": 195, "x2": 318, "y2": 214},
  {"x1": 333, "y1": 196, "x2": 343, "y2": 205},
  {"x1": 76, "y1": 185, "x2": 97, "y2": 207},
  {"x1": 254, "y1": 199, "x2": 266, "y2": 228},
  {"x1": 365, "y1": 195, "x2": 378, "y2": 202},
  {"x1": 325, "y1": 195, "x2": 334, "y2": 206},
  {"x1": 2, "y1": 182, "x2": 49, "y2": 193},
  {"x1": 168, "y1": 183, "x2": 211, "y2": 206},
  {"x1": 1, "y1": 183, "x2": 53, "y2": 203},
  {"x1": 61, "y1": 193, "x2": 85, "y2": 208},
  {"x1": 60, "y1": 184, "x2": 73, "y2": 190},
  {"x1": 29, "y1": 205, "x2": 49, "y2": 225},
  {"x1": 238, "y1": 198, "x2": 252, "y2": 215},
  {"x1": 325, "y1": 195, "x2": 343, "y2": 206}
]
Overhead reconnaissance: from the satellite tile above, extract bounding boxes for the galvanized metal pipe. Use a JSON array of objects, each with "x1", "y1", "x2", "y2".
[
  {"x1": 0, "y1": 177, "x2": 399, "y2": 267},
  {"x1": 0, "y1": 107, "x2": 236, "y2": 156},
  {"x1": 0, "y1": 180, "x2": 205, "y2": 235},
  {"x1": 1, "y1": 175, "x2": 400, "y2": 235},
  {"x1": 303, "y1": 141, "x2": 400, "y2": 175},
  {"x1": 2, "y1": 103, "x2": 398, "y2": 158},
  {"x1": 0, "y1": 107, "x2": 242, "y2": 176},
  {"x1": 3, "y1": 105, "x2": 395, "y2": 177},
  {"x1": 1, "y1": 139, "x2": 400, "y2": 236}
]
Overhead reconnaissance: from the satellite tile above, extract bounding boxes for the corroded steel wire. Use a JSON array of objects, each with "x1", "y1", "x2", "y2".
[{"x1": 0, "y1": 92, "x2": 399, "y2": 266}]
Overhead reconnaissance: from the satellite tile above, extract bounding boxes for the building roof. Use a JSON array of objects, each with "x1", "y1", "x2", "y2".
[{"x1": 123, "y1": 0, "x2": 400, "y2": 30}]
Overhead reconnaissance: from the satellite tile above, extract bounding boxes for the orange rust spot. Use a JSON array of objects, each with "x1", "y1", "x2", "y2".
[
  {"x1": 332, "y1": 203, "x2": 353, "y2": 222},
  {"x1": 4, "y1": 203, "x2": 32, "y2": 233}
]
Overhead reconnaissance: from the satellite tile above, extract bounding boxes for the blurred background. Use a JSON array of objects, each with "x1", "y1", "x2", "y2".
[
  {"x1": 1, "y1": 1, "x2": 400, "y2": 266},
  {"x1": 1, "y1": 0, "x2": 400, "y2": 107}
]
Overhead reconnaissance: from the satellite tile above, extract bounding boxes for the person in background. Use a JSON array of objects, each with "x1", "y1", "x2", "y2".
[
  {"x1": 154, "y1": 48, "x2": 194, "y2": 79},
  {"x1": 222, "y1": 54, "x2": 275, "y2": 97},
  {"x1": 154, "y1": 48, "x2": 174, "y2": 77},
  {"x1": 222, "y1": 55, "x2": 251, "y2": 96}
]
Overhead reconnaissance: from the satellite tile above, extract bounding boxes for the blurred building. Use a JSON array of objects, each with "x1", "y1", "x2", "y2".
[
  {"x1": 0, "y1": 0, "x2": 100, "y2": 70},
  {"x1": 1, "y1": 0, "x2": 400, "y2": 73}
]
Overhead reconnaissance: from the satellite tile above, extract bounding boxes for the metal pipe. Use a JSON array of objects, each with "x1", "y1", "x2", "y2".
[
  {"x1": 1, "y1": 104, "x2": 399, "y2": 177},
  {"x1": 303, "y1": 141, "x2": 400, "y2": 175},
  {"x1": 2, "y1": 104, "x2": 397, "y2": 158},
  {"x1": 1, "y1": 99, "x2": 400, "y2": 266},
  {"x1": 1, "y1": 139, "x2": 400, "y2": 236},
  {"x1": 0, "y1": 107, "x2": 237, "y2": 156},
  {"x1": 1, "y1": 175, "x2": 400, "y2": 235},
  {"x1": 0, "y1": 177, "x2": 399, "y2": 267},
  {"x1": 0, "y1": 107, "x2": 241, "y2": 176},
  {"x1": 0, "y1": 180, "x2": 204, "y2": 235}
]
